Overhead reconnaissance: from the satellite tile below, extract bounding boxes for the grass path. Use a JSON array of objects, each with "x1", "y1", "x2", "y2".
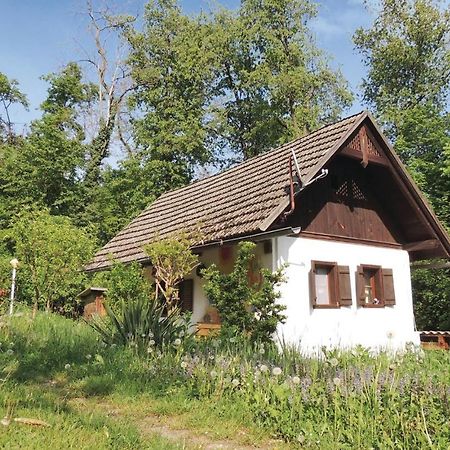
[{"x1": 69, "y1": 396, "x2": 289, "y2": 450}]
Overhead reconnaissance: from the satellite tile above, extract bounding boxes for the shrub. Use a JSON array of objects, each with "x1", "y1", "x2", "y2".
[
  {"x1": 144, "y1": 232, "x2": 199, "y2": 312},
  {"x1": 8, "y1": 209, "x2": 94, "y2": 315},
  {"x1": 203, "y1": 241, "x2": 286, "y2": 343},
  {"x1": 88, "y1": 294, "x2": 191, "y2": 353},
  {"x1": 92, "y1": 261, "x2": 153, "y2": 314}
]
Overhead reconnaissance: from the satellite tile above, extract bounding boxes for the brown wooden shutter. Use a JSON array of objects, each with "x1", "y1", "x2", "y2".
[
  {"x1": 179, "y1": 279, "x2": 194, "y2": 312},
  {"x1": 309, "y1": 267, "x2": 317, "y2": 306},
  {"x1": 382, "y1": 268, "x2": 396, "y2": 306},
  {"x1": 356, "y1": 265, "x2": 365, "y2": 306},
  {"x1": 338, "y1": 266, "x2": 352, "y2": 306}
]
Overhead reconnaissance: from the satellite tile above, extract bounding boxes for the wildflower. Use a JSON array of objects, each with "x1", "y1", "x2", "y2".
[
  {"x1": 260, "y1": 364, "x2": 268, "y2": 373},
  {"x1": 209, "y1": 354, "x2": 215, "y2": 360},
  {"x1": 111, "y1": 343, "x2": 117, "y2": 349},
  {"x1": 8, "y1": 342, "x2": 14, "y2": 348},
  {"x1": 292, "y1": 376, "x2": 301, "y2": 385},
  {"x1": 149, "y1": 339, "x2": 156, "y2": 346},
  {"x1": 148, "y1": 332, "x2": 154, "y2": 338},
  {"x1": 210, "y1": 370, "x2": 217, "y2": 378},
  {"x1": 181, "y1": 361, "x2": 188, "y2": 369},
  {"x1": 272, "y1": 367, "x2": 282, "y2": 376},
  {"x1": 231, "y1": 378, "x2": 240, "y2": 387},
  {"x1": 6, "y1": 349, "x2": 13, "y2": 356},
  {"x1": 387, "y1": 331, "x2": 395, "y2": 339},
  {"x1": 329, "y1": 358, "x2": 339, "y2": 368},
  {"x1": 147, "y1": 347, "x2": 153, "y2": 354},
  {"x1": 141, "y1": 333, "x2": 146, "y2": 338},
  {"x1": 174, "y1": 338, "x2": 182, "y2": 346},
  {"x1": 86, "y1": 354, "x2": 92, "y2": 360},
  {"x1": 333, "y1": 377, "x2": 341, "y2": 387},
  {"x1": 64, "y1": 364, "x2": 71, "y2": 370},
  {"x1": 258, "y1": 346, "x2": 265, "y2": 355}
]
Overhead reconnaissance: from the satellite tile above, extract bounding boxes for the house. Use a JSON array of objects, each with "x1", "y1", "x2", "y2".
[{"x1": 86, "y1": 111, "x2": 450, "y2": 352}]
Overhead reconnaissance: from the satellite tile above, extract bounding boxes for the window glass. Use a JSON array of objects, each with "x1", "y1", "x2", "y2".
[{"x1": 315, "y1": 267, "x2": 330, "y2": 305}]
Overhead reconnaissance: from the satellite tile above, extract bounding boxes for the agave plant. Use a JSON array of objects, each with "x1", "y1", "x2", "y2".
[{"x1": 88, "y1": 296, "x2": 191, "y2": 352}]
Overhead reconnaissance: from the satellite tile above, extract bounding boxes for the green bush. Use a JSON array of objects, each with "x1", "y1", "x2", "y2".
[{"x1": 203, "y1": 241, "x2": 286, "y2": 343}]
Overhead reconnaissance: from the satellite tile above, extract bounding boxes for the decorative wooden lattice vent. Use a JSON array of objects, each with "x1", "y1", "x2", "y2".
[{"x1": 347, "y1": 125, "x2": 382, "y2": 159}]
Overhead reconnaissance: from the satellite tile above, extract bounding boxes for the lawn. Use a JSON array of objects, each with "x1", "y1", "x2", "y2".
[{"x1": 0, "y1": 310, "x2": 449, "y2": 449}]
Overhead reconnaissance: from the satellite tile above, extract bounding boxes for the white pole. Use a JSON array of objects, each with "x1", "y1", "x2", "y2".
[{"x1": 8, "y1": 259, "x2": 18, "y2": 316}]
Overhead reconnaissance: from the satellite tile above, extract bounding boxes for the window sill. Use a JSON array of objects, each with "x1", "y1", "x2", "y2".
[
  {"x1": 360, "y1": 304, "x2": 385, "y2": 308},
  {"x1": 313, "y1": 304, "x2": 341, "y2": 309}
]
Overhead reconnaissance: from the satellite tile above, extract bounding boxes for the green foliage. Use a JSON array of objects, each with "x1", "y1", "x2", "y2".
[
  {"x1": 89, "y1": 295, "x2": 191, "y2": 353},
  {"x1": 212, "y1": 0, "x2": 352, "y2": 159},
  {"x1": 144, "y1": 232, "x2": 199, "y2": 311},
  {"x1": 203, "y1": 242, "x2": 286, "y2": 342},
  {"x1": 92, "y1": 261, "x2": 152, "y2": 314},
  {"x1": 8, "y1": 209, "x2": 94, "y2": 314},
  {"x1": 412, "y1": 267, "x2": 450, "y2": 330},
  {"x1": 127, "y1": 0, "x2": 217, "y2": 178},
  {"x1": 0, "y1": 72, "x2": 28, "y2": 141}
]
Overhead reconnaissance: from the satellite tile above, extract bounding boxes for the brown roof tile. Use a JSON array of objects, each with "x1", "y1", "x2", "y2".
[{"x1": 86, "y1": 112, "x2": 366, "y2": 271}]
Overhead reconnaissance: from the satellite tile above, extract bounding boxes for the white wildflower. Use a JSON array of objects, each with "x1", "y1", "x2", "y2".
[
  {"x1": 292, "y1": 376, "x2": 301, "y2": 385},
  {"x1": 210, "y1": 370, "x2": 217, "y2": 378},
  {"x1": 258, "y1": 346, "x2": 265, "y2": 355},
  {"x1": 272, "y1": 367, "x2": 282, "y2": 376},
  {"x1": 180, "y1": 361, "x2": 188, "y2": 369},
  {"x1": 64, "y1": 364, "x2": 71, "y2": 370},
  {"x1": 149, "y1": 339, "x2": 156, "y2": 346},
  {"x1": 260, "y1": 364, "x2": 268, "y2": 373},
  {"x1": 231, "y1": 378, "x2": 240, "y2": 387},
  {"x1": 333, "y1": 377, "x2": 341, "y2": 387},
  {"x1": 174, "y1": 338, "x2": 182, "y2": 346},
  {"x1": 329, "y1": 358, "x2": 339, "y2": 368},
  {"x1": 86, "y1": 354, "x2": 92, "y2": 360},
  {"x1": 6, "y1": 349, "x2": 13, "y2": 356}
]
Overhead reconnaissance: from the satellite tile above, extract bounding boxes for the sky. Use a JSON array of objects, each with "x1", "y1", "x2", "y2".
[{"x1": 0, "y1": 0, "x2": 374, "y2": 132}]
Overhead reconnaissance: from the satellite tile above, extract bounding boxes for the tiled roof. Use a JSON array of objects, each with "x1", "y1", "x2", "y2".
[{"x1": 86, "y1": 112, "x2": 366, "y2": 271}]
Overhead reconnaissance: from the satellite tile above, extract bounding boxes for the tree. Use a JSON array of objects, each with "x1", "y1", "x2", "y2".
[
  {"x1": 126, "y1": 0, "x2": 220, "y2": 180},
  {"x1": 212, "y1": 0, "x2": 352, "y2": 159},
  {"x1": 354, "y1": 0, "x2": 450, "y2": 329},
  {"x1": 203, "y1": 241, "x2": 286, "y2": 343},
  {"x1": 0, "y1": 72, "x2": 28, "y2": 142},
  {"x1": 10, "y1": 209, "x2": 94, "y2": 316},
  {"x1": 144, "y1": 232, "x2": 199, "y2": 312},
  {"x1": 0, "y1": 64, "x2": 92, "y2": 228}
]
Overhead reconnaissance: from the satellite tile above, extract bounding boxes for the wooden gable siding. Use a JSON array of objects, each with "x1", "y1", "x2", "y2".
[{"x1": 286, "y1": 157, "x2": 403, "y2": 245}]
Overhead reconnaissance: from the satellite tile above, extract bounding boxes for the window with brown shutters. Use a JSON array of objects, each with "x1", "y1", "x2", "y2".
[
  {"x1": 179, "y1": 279, "x2": 194, "y2": 312},
  {"x1": 309, "y1": 261, "x2": 350, "y2": 308},
  {"x1": 356, "y1": 265, "x2": 395, "y2": 307}
]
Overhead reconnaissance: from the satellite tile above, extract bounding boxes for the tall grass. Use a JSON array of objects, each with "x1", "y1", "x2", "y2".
[{"x1": 1, "y1": 311, "x2": 449, "y2": 448}]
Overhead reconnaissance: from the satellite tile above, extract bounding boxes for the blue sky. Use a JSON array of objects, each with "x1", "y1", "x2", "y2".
[{"x1": 0, "y1": 0, "x2": 373, "y2": 130}]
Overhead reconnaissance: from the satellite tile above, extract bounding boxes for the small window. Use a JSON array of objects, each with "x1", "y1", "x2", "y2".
[
  {"x1": 356, "y1": 266, "x2": 396, "y2": 307},
  {"x1": 309, "y1": 262, "x2": 352, "y2": 308}
]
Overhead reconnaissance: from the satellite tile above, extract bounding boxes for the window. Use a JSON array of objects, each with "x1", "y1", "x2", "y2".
[
  {"x1": 309, "y1": 262, "x2": 352, "y2": 308},
  {"x1": 356, "y1": 266, "x2": 396, "y2": 307},
  {"x1": 179, "y1": 279, "x2": 194, "y2": 312}
]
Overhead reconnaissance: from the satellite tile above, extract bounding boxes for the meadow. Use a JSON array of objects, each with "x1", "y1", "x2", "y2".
[{"x1": 0, "y1": 309, "x2": 449, "y2": 449}]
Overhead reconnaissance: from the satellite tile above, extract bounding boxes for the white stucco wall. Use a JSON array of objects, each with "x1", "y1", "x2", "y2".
[{"x1": 274, "y1": 236, "x2": 420, "y2": 353}]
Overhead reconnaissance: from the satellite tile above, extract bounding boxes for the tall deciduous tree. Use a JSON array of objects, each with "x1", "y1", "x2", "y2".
[
  {"x1": 354, "y1": 0, "x2": 450, "y2": 330},
  {"x1": 127, "y1": 0, "x2": 218, "y2": 182},
  {"x1": 213, "y1": 0, "x2": 352, "y2": 159}
]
